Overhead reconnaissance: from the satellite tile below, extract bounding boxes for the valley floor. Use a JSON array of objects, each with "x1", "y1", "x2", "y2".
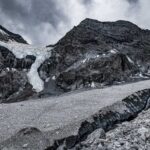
[{"x1": 0, "y1": 80, "x2": 150, "y2": 143}]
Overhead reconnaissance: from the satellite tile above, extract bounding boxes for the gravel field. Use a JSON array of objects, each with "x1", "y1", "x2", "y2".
[{"x1": 0, "y1": 80, "x2": 150, "y2": 143}]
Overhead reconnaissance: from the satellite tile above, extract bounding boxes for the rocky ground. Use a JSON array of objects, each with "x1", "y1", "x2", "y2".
[
  {"x1": 0, "y1": 81, "x2": 150, "y2": 149},
  {"x1": 77, "y1": 109, "x2": 150, "y2": 150}
]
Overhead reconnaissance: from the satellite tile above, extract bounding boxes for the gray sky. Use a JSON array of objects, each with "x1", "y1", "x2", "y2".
[{"x1": 0, "y1": 0, "x2": 150, "y2": 45}]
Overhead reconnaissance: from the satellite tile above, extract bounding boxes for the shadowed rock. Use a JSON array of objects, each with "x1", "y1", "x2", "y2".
[
  {"x1": 39, "y1": 19, "x2": 150, "y2": 94},
  {"x1": 0, "y1": 25, "x2": 28, "y2": 44},
  {"x1": 0, "y1": 69, "x2": 34, "y2": 103}
]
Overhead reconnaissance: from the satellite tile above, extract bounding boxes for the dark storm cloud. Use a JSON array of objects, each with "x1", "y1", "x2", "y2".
[
  {"x1": 0, "y1": 0, "x2": 70, "y2": 44},
  {"x1": 128, "y1": 0, "x2": 139, "y2": 4},
  {"x1": 0, "y1": 0, "x2": 149, "y2": 45},
  {"x1": 0, "y1": 0, "x2": 67, "y2": 27},
  {"x1": 82, "y1": 0, "x2": 92, "y2": 5}
]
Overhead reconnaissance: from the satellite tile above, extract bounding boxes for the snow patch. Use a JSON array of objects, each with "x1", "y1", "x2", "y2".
[
  {"x1": 0, "y1": 29, "x2": 8, "y2": 36},
  {"x1": 52, "y1": 76, "x2": 56, "y2": 80},
  {"x1": 45, "y1": 77, "x2": 50, "y2": 83},
  {"x1": 0, "y1": 41, "x2": 52, "y2": 92},
  {"x1": 110, "y1": 49, "x2": 118, "y2": 54},
  {"x1": 82, "y1": 59, "x2": 87, "y2": 63},
  {"x1": 91, "y1": 82, "x2": 96, "y2": 88},
  {"x1": 126, "y1": 56, "x2": 134, "y2": 64}
]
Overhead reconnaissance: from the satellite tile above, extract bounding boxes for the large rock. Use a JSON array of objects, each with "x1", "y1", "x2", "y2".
[
  {"x1": 0, "y1": 25, "x2": 36, "y2": 103},
  {"x1": 0, "y1": 69, "x2": 34, "y2": 103},
  {"x1": 56, "y1": 52, "x2": 137, "y2": 91},
  {"x1": 77, "y1": 108, "x2": 150, "y2": 150},
  {"x1": 39, "y1": 19, "x2": 150, "y2": 94}
]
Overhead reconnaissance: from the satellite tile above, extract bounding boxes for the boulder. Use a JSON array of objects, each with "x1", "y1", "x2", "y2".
[
  {"x1": 0, "y1": 127, "x2": 50, "y2": 150},
  {"x1": 0, "y1": 69, "x2": 34, "y2": 103}
]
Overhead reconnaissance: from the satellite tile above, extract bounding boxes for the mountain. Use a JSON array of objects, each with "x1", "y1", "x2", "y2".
[
  {"x1": 0, "y1": 26, "x2": 51, "y2": 103},
  {"x1": 0, "y1": 25, "x2": 27, "y2": 44},
  {"x1": 40, "y1": 18, "x2": 150, "y2": 94},
  {"x1": 1, "y1": 18, "x2": 150, "y2": 102},
  {"x1": 0, "y1": 19, "x2": 150, "y2": 149}
]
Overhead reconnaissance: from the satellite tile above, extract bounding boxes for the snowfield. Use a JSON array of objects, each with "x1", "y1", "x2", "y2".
[
  {"x1": 0, "y1": 41, "x2": 52, "y2": 92},
  {"x1": 0, "y1": 79, "x2": 150, "y2": 142}
]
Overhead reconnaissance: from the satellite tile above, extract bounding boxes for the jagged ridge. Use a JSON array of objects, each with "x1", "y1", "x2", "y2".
[{"x1": 0, "y1": 25, "x2": 28, "y2": 44}]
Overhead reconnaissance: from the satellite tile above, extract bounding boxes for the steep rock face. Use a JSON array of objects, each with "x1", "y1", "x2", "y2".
[
  {"x1": 39, "y1": 19, "x2": 150, "y2": 94},
  {"x1": 0, "y1": 46, "x2": 35, "y2": 103},
  {"x1": 56, "y1": 53, "x2": 137, "y2": 91},
  {"x1": 0, "y1": 25, "x2": 28, "y2": 44},
  {"x1": 0, "y1": 26, "x2": 35, "y2": 103},
  {"x1": 0, "y1": 46, "x2": 36, "y2": 70},
  {"x1": 0, "y1": 69, "x2": 33, "y2": 103}
]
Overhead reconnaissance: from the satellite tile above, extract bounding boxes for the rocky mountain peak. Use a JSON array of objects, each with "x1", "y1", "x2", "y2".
[
  {"x1": 40, "y1": 19, "x2": 150, "y2": 94},
  {"x1": 57, "y1": 18, "x2": 142, "y2": 47},
  {"x1": 80, "y1": 18, "x2": 139, "y2": 28},
  {"x1": 0, "y1": 25, "x2": 28, "y2": 44}
]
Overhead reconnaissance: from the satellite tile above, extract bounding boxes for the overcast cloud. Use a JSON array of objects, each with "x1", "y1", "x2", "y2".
[{"x1": 0, "y1": 0, "x2": 150, "y2": 45}]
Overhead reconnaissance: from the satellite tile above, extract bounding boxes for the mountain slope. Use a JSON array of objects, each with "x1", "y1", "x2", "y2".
[
  {"x1": 0, "y1": 25, "x2": 52, "y2": 103},
  {"x1": 39, "y1": 18, "x2": 150, "y2": 95},
  {"x1": 0, "y1": 25, "x2": 27, "y2": 44},
  {"x1": 1, "y1": 19, "x2": 150, "y2": 101}
]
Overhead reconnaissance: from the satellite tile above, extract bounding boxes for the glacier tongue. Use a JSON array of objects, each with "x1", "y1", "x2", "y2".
[{"x1": 0, "y1": 41, "x2": 52, "y2": 92}]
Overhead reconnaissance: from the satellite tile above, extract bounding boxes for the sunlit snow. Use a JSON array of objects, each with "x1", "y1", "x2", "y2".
[
  {"x1": 110, "y1": 49, "x2": 118, "y2": 54},
  {"x1": 126, "y1": 56, "x2": 134, "y2": 64}
]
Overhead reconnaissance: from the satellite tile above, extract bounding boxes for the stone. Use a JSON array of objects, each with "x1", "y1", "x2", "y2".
[{"x1": 0, "y1": 127, "x2": 50, "y2": 150}]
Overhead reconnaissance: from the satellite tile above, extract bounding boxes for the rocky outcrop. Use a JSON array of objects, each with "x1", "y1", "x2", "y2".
[
  {"x1": 0, "y1": 45, "x2": 36, "y2": 103},
  {"x1": 1, "y1": 89, "x2": 150, "y2": 149},
  {"x1": 56, "y1": 52, "x2": 137, "y2": 91},
  {"x1": 39, "y1": 19, "x2": 150, "y2": 94},
  {"x1": 0, "y1": 25, "x2": 35, "y2": 103},
  {"x1": 0, "y1": 69, "x2": 34, "y2": 103},
  {"x1": 0, "y1": 25, "x2": 28, "y2": 44},
  {"x1": 77, "y1": 109, "x2": 150, "y2": 150},
  {"x1": 0, "y1": 127, "x2": 50, "y2": 150},
  {"x1": 0, "y1": 46, "x2": 36, "y2": 70}
]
